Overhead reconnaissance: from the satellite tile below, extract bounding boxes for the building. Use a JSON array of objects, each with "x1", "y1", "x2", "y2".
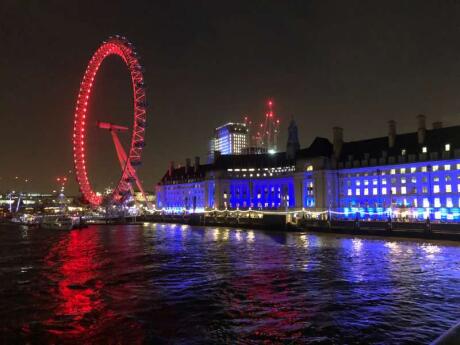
[
  {"x1": 208, "y1": 123, "x2": 249, "y2": 161},
  {"x1": 157, "y1": 115, "x2": 460, "y2": 222}
]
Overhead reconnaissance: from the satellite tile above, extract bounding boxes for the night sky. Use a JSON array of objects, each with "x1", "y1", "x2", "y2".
[{"x1": 2, "y1": 0, "x2": 460, "y2": 194}]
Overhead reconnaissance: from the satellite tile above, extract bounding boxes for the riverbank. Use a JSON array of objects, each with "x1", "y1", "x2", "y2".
[{"x1": 136, "y1": 214, "x2": 460, "y2": 241}]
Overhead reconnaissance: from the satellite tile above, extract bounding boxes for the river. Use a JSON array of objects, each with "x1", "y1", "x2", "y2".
[{"x1": 1, "y1": 223, "x2": 460, "y2": 344}]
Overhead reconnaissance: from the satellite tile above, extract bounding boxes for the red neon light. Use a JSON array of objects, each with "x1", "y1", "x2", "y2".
[{"x1": 72, "y1": 36, "x2": 147, "y2": 206}]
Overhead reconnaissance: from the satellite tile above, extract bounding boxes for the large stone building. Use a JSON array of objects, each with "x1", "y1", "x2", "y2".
[{"x1": 156, "y1": 115, "x2": 460, "y2": 222}]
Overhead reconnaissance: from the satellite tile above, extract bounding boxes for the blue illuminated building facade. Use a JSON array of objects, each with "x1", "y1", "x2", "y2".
[{"x1": 156, "y1": 115, "x2": 460, "y2": 222}]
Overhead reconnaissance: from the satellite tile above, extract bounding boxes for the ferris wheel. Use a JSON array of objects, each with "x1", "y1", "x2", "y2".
[{"x1": 72, "y1": 35, "x2": 147, "y2": 206}]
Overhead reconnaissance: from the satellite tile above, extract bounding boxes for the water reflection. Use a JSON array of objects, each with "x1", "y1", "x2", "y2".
[{"x1": 1, "y1": 224, "x2": 460, "y2": 344}]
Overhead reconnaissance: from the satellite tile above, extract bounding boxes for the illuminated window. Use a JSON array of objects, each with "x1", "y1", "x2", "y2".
[
  {"x1": 445, "y1": 164, "x2": 451, "y2": 171},
  {"x1": 446, "y1": 185, "x2": 452, "y2": 193},
  {"x1": 373, "y1": 188, "x2": 378, "y2": 195},
  {"x1": 433, "y1": 185, "x2": 440, "y2": 194},
  {"x1": 445, "y1": 143, "x2": 451, "y2": 152},
  {"x1": 391, "y1": 187, "x2": 397, "y2": 195},
  {"x1": 364, "y1": 180, "x2": 369, "y2": 186},
  {"x1": 306, "y1": 165, "x2": 313, "y2": 171},
  {"x1": 391, "y1": 169, "x2": 396, "y2": 175},
  {"x1": 458, "y1": 184, "x2": 460, "y2": 193},
  {"x1": 364, "y1": 188, "x2": 369, "y2": 195},
  {"x1": 401, "y1": 186, "x2": 407, "y2": 194},
  {"x1": 422, "y1": 186, "x2": 428, "y2": 194},
  {"x1": 434, "y1": 198, "x2": 441, "y2": 208},
  {"x1": 411, "y1": 177, "x2": 417, "y2": 183},
  {"x1": 433, "y1": 165, "x2": 439, "y2": 172},
  {"x1": 382, "y1": 179, "x2": 387, "y2": 185},
  {"x1": 401, "y1": 177, "x2": 407, "y2": 184},
  {"x1": 423, "y1": 198, "x2": 430, "y2": 207},
  {"x1": 400, "y1": 168, "x2": 406, "y2": 174},
  {"x1": 422, "y1": 146, "x2": 427, "y2": 153},
  {"x1": 457, "y1": 164, "x2": 460, "y2": 170},
  {"x1": 447, "y1": 198, "x2": 453, "y2": 208},
  {"x1": 356, "y1": 181, "x2": 361, "y2": 186},
  {"x1": 411, "y1": 167, "x2": 417, "y2": 173},
  {"x1": 356, "y1": 189, "x2": 361, "y2": 196},
  {"x1": 401, "y1": 149, "x2": 406, "y2": 156},
  {"x1": 382, "y1": 187, "x2": 387, "y2": 195},
  {"x1": 422, "y1": 166, "x2": 427, "y2": 172}
]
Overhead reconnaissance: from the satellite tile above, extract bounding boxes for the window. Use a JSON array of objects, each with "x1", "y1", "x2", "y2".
[
  {"x1": 382, "y1": 187, "x2": 387, "y2": 195},
  {"x1": 445, "y1": 164, "x2": 451, "y2": 171},
  {"x1": 391, "y1": 169, "x2": 396, "y2": 175},
  {"x1": 401, "y1": 186, "x2": 407, "y2": 195},
  {"x1": 422, "y1": 186, "x2": 428, "y2": 194},
  {"x1": 422, "y1": 166, "x2": 427, "y2": 172},
  {"x1": 306, "y1": 165, "x2": 313, "y2": 171},
  {"x1": 411, "y1": 177, "x2": 417, "y2": 183},
  {"x1": 423, "y1": 198, "x2": 430, "y2": 207},
  {"x1": 364, "y1": 188, "x2": 369, "y2": 196},
  {"x1": 356, "y1": 189, "x2": 361, "y2": 196},
  {"x1": 433, "y1": 165, "x2": 439, "y2": 172},
  {"x1": 411, "y1": 167, "x2": 417, "y2": 173},
  {"x1": 382, "y1": 179, "x2": 387, "y2": 185},
  {"x1": 401, "y1": 168, "x2": 406, "y2": 174},
  {"x1": 402, "y1": 149, "x2": 407, "y2": 156},
  {"x1": 391, "y1": 187, "x2": 397, "y2": 195},
  {"x1": 356, "y1": 181, "x2": 361, "y2": 186},
  {"x1": 445, "y1": 143, "x2": 451, "y2": 152},
  {"x1": 373, "y1": 179, "x2": 378, "y2": 185},
  {"x1": 434, "y1": 198, "x2": 441, "y2": 208},
  {"x1": 446, "y1": 185, "x2": 452, "y2": 193},
  {"x1": 373, "y1": 188, "x2": 378, "y2": 195},
  {"x1": 364, "y1": 180, "x2": 369, "y2": 186},
  {"x1": 401, "y1": 177, "x2": 407, "y2": 184},
  {"x1": 434, "y1": 185, "x2": 440, "y2": 194},
  {"x1": 447, "y1": 198, "x2": 453, "y2": 208},
  {"x1": 422, "y1": 146, "x2": 427, "y2": 153}
]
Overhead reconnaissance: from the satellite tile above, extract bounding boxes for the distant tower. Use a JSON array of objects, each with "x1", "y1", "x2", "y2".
[{"x1": 286, "y1": 119, "x2": 300, "y2": 160}]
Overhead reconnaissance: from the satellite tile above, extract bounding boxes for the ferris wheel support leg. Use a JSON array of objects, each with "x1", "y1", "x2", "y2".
[{"x1": 110, "y1": 131, "x2": 152, "y2": 208}]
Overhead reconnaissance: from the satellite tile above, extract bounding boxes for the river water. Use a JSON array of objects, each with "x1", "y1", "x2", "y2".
[{"x1": 1, "y1": 223, "x2": 460, "y2": 344}]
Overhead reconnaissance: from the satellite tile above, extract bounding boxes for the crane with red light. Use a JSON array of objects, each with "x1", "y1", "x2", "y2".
[{"x1": 243, "y1": 99, "x2": 280, "y2": 153}]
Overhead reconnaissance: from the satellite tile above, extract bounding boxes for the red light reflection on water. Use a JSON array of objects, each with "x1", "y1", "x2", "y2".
[
  {"x1": 39, "y1": 228, "x2": 145, "y2": 343},
  {"x1": 42, "y1": 229, "x2": 107, "y2": 337}
]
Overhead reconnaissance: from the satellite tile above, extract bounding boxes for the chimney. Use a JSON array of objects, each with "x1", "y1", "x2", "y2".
[
  {"x1": 185, "y1": 158, "x2": 191, "y2": 174},
  {"x1": 194, "y1": 156, "x2": 200, "y2": 172},
  {"x1": 417, "y1": 114, "x2": 426, "y2": 144},
  {"x1": 168, "y1": 161, "x2": 175, "y2": 177},
  {"x1": 388, "y1": 120, "x2": 396, "y2": 148},
  {"x1": 333, "y1": 127, "x2": 343, "y2": 158},
  {"x1": 432, "y1": 121, "x2": 443, "y2": 129}
]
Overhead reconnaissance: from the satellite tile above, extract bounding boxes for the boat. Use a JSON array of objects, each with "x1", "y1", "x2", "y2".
[
  {"x1": 40, "y1": 215, "x2": 75, "y2": 230},
  {"x1": 9, "y1": 214, "x2": 40, "y2": 227}
]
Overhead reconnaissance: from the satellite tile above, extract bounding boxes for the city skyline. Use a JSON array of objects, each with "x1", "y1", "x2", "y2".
[{"x1": 3, "y1": 1, "x2": 460, "y2": 194}]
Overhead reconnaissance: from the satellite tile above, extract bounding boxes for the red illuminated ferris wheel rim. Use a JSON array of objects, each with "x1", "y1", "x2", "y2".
[{"x1": 72, "y1": 35, "x2": 147, "y2": 206}]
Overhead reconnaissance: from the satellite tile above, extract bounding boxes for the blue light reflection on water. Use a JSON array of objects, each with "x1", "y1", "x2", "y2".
[{"x1": 1, "y1": 223, "x2": 460, "y2": 344}]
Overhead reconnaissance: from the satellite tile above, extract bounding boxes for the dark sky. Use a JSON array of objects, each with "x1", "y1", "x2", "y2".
[{"x1": 2, "y1": 0, "x2": 460, "y2": 194}]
